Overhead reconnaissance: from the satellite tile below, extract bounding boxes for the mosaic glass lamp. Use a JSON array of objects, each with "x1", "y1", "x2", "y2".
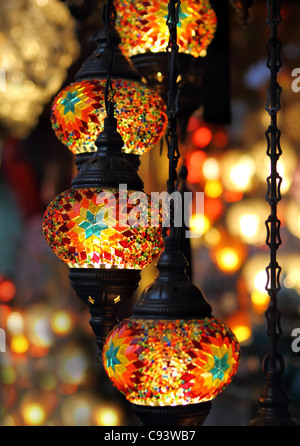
[
  {"x1": 50, "y1": 27, "x2": 167, "y2": 170},
  {"x1": 43, "y1": 112, "x2": 164, "y2": 350},
  {"x1": 103, "y1": 237, "x2": 240, "y2": 426},
  {"x1": 114, "y1": 0, "x2": 217, "y2": 59},
  {"x1": 113, "y1": 0, "x2": 217, "y2": 135}
]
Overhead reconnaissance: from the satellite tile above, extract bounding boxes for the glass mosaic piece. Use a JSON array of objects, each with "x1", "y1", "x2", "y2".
[
  {"x1": 114, "y1": 0, "x2": 217, "y2": 58},
  {"x1": 42, "y1": 188, "x2": 164, "y2": 269},
  {"x1": 51, "y1": 79, "x2": 167, "y2": 156},
  {"x1": 103, "y1": 317, "x2": 240, "y2": 406}
]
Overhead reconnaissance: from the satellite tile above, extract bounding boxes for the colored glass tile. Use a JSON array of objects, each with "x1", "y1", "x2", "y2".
[
  {"x1": 42, "y1": 188, "x2": 164, "y2": 270},
  {"x1": 114, "y1": 0, "x2": 217, "y2": 58},
  {"x1": 102, "y1": 317, "x2": 240, "y2": 406},
  {"x1": 51, "y1": 79, "x2": 167, "y2": 156}
]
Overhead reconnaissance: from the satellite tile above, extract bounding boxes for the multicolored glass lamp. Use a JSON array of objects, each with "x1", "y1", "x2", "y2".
[
  {"x1": 103, "y1": 236, "x2": 240, "y2": 426},
  {"x1": 113, "y1": 0, "x2": 217, "y2": 131},
  {"x1": 43, "y1": 106, "x2": 164, "y2": 351},
  {"x1": 50, "y1": 16, "x2": 167, "y2": 170},
  {"x1": 114, "y1": 0, "x2": 217, "y2": 59}
]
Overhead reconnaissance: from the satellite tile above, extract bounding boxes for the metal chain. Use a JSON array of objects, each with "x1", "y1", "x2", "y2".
[
  {"x1": 102, "y1": 0, "x2": 116, "y2": 119},
  {"x1": 165, "y1": 0, "x2": 181, "y2": 238},
  {"x1": 263, "y1": 0, "x2": 284, "y2": 375}
]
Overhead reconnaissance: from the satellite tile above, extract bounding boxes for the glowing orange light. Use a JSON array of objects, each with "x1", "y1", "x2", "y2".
[
  {"x1": 192, "y1": 126, "x2": 212, "y2": 148},
  {"x1": 204, "y1": 179, "x2": 223, "y2": 198},
  {"x1": 22, "y1": 403, "x2": 46, "y2": 426},
  {"x1": 224, "y1": 190, "x2": 243, "y2": 203},
  {"x1": 50, "y1": 310, "x2": 73, "y2": 336},
  {"x1": 226, "y1": 312, "x2": 252, "y2": 344},
  {"x1": 187, "y1": 150, "x2": 206, "y2": 183},
  {"x1": 187, "y1": 116, "x2": 201, "y2": 133},
  {"x1": 251, "y1": 291, "x2": 270, "y2": 314},
  {"x1": 204, "y1": 198, "x2": 224, "y2": 221},
  {"x1": 0, "y1": 304, "x2": 11, "y2": 326},
  {"x1": 30, "y1": 345, "x2": 49, "y2": 358},
  {"x1": 94, "y1": 405, "x2": 122, "y2": 426},
  {"x1": 213, "y1": 131, "x2": 228, "y2": 148},
  {"x1": 10, "y1": 334, "x2": 30, "y2": 354},
  {"x1": 0, "y1": 280, "x2": 16, "y2": 302},
  {"x1": 215, "y1": 247, "x2": 242, "y2": 273},
  {"x1": 189, "y1": 213, "x2": 211, "y2": 236},
  {"x1": 59, "y1": 383, "x2": 78, "y2": 396}
]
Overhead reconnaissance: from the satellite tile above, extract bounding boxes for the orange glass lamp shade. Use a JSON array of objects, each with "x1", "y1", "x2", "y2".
[
  {"x1": 42, "y1": 185, "x2": 163, "y2": 350},
  {"x1": 51, "y1": 78, "x2": 167, "y2": 157},
  {"x1": 102, "y1": 236, "x2": 240, "y2": 425},
  {"x1": 114, "y1": 0, "x2": 217, "y2": 59},
  {"x1": 103, "y1": 317, "x2": 240, "y2": 407},
  {"x1": 42, "y1": 187, "x2": 163, "y2": 270}
]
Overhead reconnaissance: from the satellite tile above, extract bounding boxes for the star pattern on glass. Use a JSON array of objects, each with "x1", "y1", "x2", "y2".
[
  {"x1": 105, "y1": 341, "x2": 121, "y2": 372},
  {"x1": 209, "y1": 352, "x2": 230, "y2": 381},
  {"x1": 61, "y1": 91, "x2": 81, "y2": 115},
  {"x1": 78, "y1": 209, "x2": 108, "y2": 239},
  {"x1": 102, "y1": 318, "x2": 240, "y2": 406}
]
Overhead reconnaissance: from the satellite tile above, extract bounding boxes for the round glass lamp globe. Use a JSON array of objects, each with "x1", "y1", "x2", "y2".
[
  {"x1": 51, "y1": 79, "x2": 167, "y2": 156},
  {"x1": 42, "y1": 187, "x2": 163, "y2": 270},
  {"x1": 114, "y1": 0, "x2": 217, "y2": 59},
  {"x1": 103, "y1": 317, "x2": 240, "y2": 406}
]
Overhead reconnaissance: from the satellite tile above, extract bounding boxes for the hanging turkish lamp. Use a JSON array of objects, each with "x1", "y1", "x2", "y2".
[
  {"x1": 102, "y1": 1, "x2": 240, "y2": 426},
  {"x1": 114, "y1": 0, "x2": 217, "y2": 59},
  {"x1": 43, "y1": 2, "x2": 164, "y2": 351},
  {"x1": 113, "y1": 0, "x2": 217, "y2": 135},
  {"x1": 50, "y1": 4, "x2": 167, "y2": 170},
  {"x1": 103, "y1": 236, "x2": 240, "y2": 426}
]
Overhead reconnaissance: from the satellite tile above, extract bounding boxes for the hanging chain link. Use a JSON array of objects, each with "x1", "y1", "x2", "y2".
[
  {"x1": 103, "y1": 0, "x2": 116, "y2": 119},
  {"x1": 165, "y1": 0, "x2": 181, "y2": 237},
  {"x1": 263, "y1": 0, "x2": 284, "y2": 375}
]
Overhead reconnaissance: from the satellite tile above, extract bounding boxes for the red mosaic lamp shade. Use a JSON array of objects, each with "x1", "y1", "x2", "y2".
[
  {"x1": 51, "y1": 78, "x2": 167, "y2": 157},
  {"x1": 42, "y1": 187, "x2": 163, "y2": 270},
  {"x1": 102, "y1": 237, "x2": 240, "y2": 425},
  {"x1": 103, "y1": 316, "x2": 240, "y2": 406},
  {"x1": 114, "y1": 0, "x2": 217, "y2": 59}
]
